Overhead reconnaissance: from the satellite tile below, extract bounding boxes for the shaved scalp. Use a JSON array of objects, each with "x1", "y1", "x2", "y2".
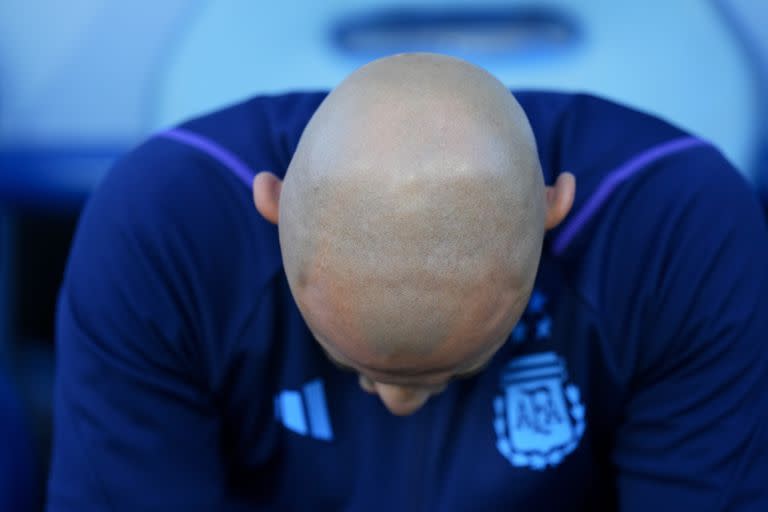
[{"x1": 279, "y1": 53, "x2": 545, "y2": 358}]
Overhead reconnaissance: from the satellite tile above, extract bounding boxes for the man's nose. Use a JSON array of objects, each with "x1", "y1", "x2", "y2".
[{"x1": 373, "y1": 383, "x2": 432, "y2": 416}]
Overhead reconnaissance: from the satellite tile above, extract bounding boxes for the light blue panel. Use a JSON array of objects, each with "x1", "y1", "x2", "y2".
[
  {"x1": 0, "y1": 0, "x2": 191, "y2": 145},
  {"x1": 278, "y1": 390, "x2": 307, "y2": 436},
  {"x1": 0, "y1": 0, "x2": 762, "y2": 177},
  {"x1": 303, "y1": 379, "x2": 333, "y2": 441},
  {"x1": 722, "y1": 0, "x2": 768, "y2": 68},
  {"x1": 154, "y1": 0, "x2": 757, "y2": 175}
]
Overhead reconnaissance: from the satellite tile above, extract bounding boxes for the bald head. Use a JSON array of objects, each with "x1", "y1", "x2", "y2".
[{"x1": 277, "y1": 53, "x2": 546, "y2": 371}]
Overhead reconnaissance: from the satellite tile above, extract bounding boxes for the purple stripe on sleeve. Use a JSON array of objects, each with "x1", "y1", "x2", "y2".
[
  {"x1": 551, "y1": 136, "x2": 707, "y2": 255},
  {"x1": 158, "y1": 128, "x2": 256, "y2": 187}
]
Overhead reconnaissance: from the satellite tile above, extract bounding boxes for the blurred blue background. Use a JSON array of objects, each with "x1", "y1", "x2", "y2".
[{"x1": 0, "y1": 1, "x2": 766, "y2": 509}]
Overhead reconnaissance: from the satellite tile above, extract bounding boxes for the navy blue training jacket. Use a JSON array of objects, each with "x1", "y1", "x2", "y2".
[{"x1": 47, "y1": 91, "x2": 768, "y2": 511}]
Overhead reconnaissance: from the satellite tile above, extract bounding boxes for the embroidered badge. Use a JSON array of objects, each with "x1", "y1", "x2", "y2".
[{"x1": 493, "y1": 351, "x2": 585, "y2": 470}]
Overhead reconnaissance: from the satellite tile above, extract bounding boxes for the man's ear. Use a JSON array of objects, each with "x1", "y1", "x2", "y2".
[
  {"x1": 253, "y1": 171, "x2": 282, "y2": 225},
  {"x1": 545, "y1": 172, "x2": 576, "y2": 230}
]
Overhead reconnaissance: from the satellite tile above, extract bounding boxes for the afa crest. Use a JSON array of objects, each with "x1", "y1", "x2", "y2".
[{"x1": 493, "y1": 351, "x2": 585, "y2": 470}]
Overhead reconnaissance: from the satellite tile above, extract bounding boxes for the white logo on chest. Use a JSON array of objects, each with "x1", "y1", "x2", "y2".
[
  {"x1": 274, "y1": 378, "x2": 334, "y2": 441},
  {"x1": 494, "y1": 351, "x2": 585, "y2": 470}
]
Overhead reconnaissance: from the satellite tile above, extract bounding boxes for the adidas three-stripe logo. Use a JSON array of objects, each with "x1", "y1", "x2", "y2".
[{"x1": 274, "y1": 379, "x2": 334, "y2": 441}]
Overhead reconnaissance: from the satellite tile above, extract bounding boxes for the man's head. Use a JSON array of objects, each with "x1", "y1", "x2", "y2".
[{"x1": 254, "y1": 53, "x2": 574, "y2": 415}]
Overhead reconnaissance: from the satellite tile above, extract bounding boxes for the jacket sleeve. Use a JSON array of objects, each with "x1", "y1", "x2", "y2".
[
  {"x1": 600, "y1": 147, "x2": 768, "y2": 511},
  {"x1": 46, "y1": 140, "x2": 244, "y2": 511}
]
